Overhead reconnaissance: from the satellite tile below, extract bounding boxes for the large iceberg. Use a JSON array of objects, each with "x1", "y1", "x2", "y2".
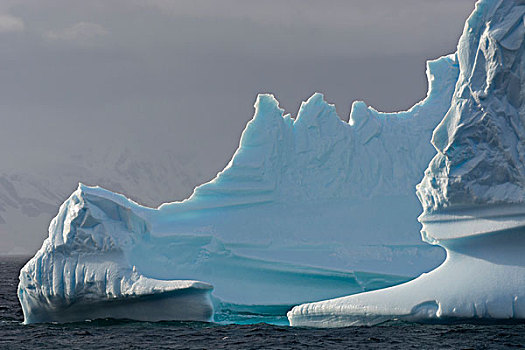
[
  {"x1": 288, "y1": 0, "x2": 525, "y2": 327},
  {"x1": 18, "y1": 4, "x2": 464, "y2": 324},
  {"x1": 18, "y1": 55, "x2": 458, "y2": 323}
]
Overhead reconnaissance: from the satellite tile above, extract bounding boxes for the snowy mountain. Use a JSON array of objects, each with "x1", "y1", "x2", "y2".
[{"x1": 0, "y1": 149, "x2": 206, "y2": 255}]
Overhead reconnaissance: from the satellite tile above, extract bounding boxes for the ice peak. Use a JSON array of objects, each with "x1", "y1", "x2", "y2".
[
  {"x1": 424, "y1": 54, "x2": 458, "y2": 100},
  {"x1": 253, "y1": 93, "x2": 284, "y2": 123},
  {"x1": 348, "y1": 101, "x2": 369, "y2": 128},
  {"x1": 294, "y1": 92, "x2": 339, "y2": 127}
]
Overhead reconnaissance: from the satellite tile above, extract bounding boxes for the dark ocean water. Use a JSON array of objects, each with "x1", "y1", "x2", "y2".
[{"x1": 2, "y1": 256, "x2": 525, "y2": 349}]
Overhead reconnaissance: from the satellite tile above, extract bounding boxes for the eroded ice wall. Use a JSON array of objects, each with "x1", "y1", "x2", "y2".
[
  {"x1": 417, "y1": 0, "x2": 525, "y2": 213},
  {"x1": 148, "y1": 55, "x2": 459, "y2": 277}
]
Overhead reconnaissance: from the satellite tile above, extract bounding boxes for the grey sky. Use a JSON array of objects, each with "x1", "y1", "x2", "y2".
[{"x1": 0, "y1": 0, "x2": 475, "y2": 189}]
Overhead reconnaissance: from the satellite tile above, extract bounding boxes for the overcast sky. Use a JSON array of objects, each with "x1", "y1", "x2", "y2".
[{"x1": 0, "y1": 0, "x2": 476, "y2": 185}]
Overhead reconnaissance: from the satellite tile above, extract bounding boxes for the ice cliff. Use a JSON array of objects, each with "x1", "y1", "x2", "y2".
[
  {"x1": 18, "y1": 5, "x2": 463, "y2": 324},
  {"x1": 417, "y1": 0, "x2": 525, "y2": 213},
  {"x1": 289, "y1": 0, "x2": 525, "y2": 327}
]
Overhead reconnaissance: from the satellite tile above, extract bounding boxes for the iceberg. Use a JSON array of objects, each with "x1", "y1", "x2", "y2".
[
  {"x1": 288, "y1": 0, "x2": 525, "y2": 327},
  {"x1": 18, "y1": 8, "x2": 461, "y2": 324}
]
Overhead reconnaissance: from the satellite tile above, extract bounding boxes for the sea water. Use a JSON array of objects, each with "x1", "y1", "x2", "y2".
[{"x1": 1, "y1": 256, "x2": 524, "y2": 349}]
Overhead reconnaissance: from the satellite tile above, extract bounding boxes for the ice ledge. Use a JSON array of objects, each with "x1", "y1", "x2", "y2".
[
  {"x1": 19, "y1": 274, "x2": 214, "y2": 324},
  {"x1": 288, "y1": 224, "x2": 525, "y2": 327},
  {"x1": 419, "y1": 204, "x2": 525, "y2": 243}
]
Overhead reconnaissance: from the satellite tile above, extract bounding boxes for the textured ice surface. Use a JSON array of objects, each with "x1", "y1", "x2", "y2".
[
  {"x1": 417, "y1": 0, "x2": 525, "y2": 213},
  {"x1": 18, "y1": 186, "x2": 214, "y2": 323},
  {"x1": 152, "y1": 55, "x2": 459, "y2": 278},
  {"x1": 289, "y1": 0, "x2": 525, "y2": 327},
  {"x1": 19, "y1": 8, "x2": 462, "y2": 324}
]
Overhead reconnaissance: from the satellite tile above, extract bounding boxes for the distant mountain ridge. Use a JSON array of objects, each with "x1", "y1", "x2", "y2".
[{"x1": 0, "y1": 149, "x2": 206, "y2": 255}]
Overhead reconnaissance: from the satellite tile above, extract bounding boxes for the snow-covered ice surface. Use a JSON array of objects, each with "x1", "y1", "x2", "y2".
[
  {"x1": 18, "y1": 4, "x2": 463, "y2": 324},
  {"x1": 288, "y1": 0, "x2": 525, "y2": 327}
]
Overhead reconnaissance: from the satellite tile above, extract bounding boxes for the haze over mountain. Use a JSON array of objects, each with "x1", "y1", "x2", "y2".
[{"x1": 0, "y1": 0, "x2": 476, "y2": 255}]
